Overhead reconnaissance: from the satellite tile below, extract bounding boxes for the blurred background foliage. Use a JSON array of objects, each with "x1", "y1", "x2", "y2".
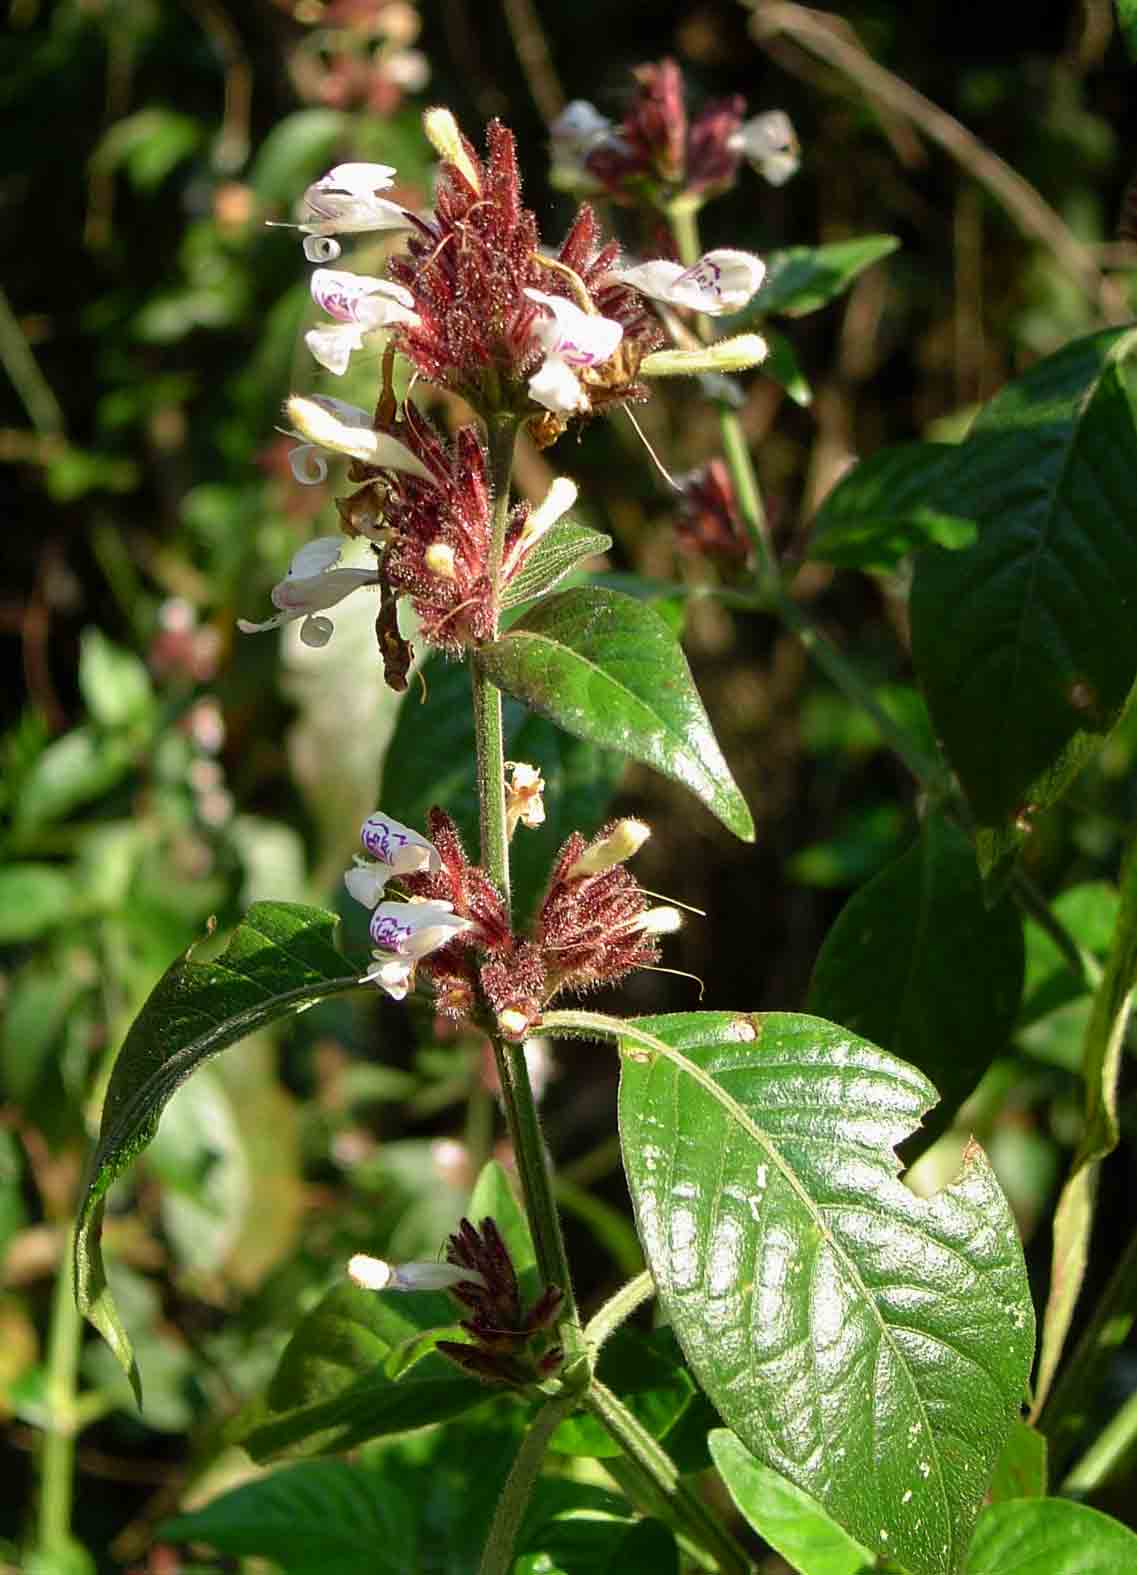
[{"x1": 2, "y1": 0, "x2": 1137, "y2": 1567}]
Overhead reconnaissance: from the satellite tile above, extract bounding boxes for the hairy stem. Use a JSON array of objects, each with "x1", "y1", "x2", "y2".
[
  {"x1": 477, "y1": 1392, "x2": 578, "y2": 1575},
  {"x1": 584, "y1": 1270, "x2": 655, "y2": 1352},
  {"x1": 586, "y1": 1380, "x2": 752, "y2": 1574},
  {"x1": 473, "y1": 413, "x2": 580, "y2": 1334},
  {"x1": 37, "y1": 1240, "x2": 81, "y2": 1558}
]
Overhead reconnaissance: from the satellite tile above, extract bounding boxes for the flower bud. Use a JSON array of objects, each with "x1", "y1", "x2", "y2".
[
  {"x1": 565, "y1": 819, "x2": 650, "y2": 880},
  {"x1": 640, "y1": 333, "x2": 768, "y2": 378},
  {"x1": 424, "y1": 542, "x2": 457, "y2": 579},
  {"x1": 348, "y1": 1254, "x2": 487, "y2": 1293},
  {"x1": 423, "y1": 107, "x2": 482, "y2": 195}
]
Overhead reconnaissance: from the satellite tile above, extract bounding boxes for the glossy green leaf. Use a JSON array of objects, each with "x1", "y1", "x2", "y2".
[
  {"x1": 381, "y1": 652, "x2": 626, "y2": 923},
  {"x1": 809, "y1": 814, "x2": 1025, "y2": 1151},
  {"x1": 709, "y1": 1431, "x2": 877, "y2": 1575},
  {"x1": 985, "y1": 1420, "x2": 1046, "y2": 1503},
  {"x1": 616, "y1": 1010, "x2": 1035, "y2": 1575},
  {"x1": 500, "y1": 518, "x2": 613, "y2": 610},
  {"x1": 550, "y1": 1327, "x2": 695, "y2": 1458},
  {"x1": 74, "y1": 902, "x2": 364, "y2": 1394},
  {"x1": 910, "y1": 327, "x2": 1137, "y2": 854},
  {"x1": 476, "y1": 588, "x2": 753, "y2": 841},
  {"x1": 748, "y1": 236, "x2": 900, "y2": 319},
  {"x1": 161, "y1": 1457, "x2": 417, "y2": 1574},
  {"x1": 233, "y1": 1279, "x2": 484, "y2": 1460},
  {"x1": 0, "y1": 865, "x2": 74, "y2": 944},
  {"x1": 965, "y1": 1498, "x2": 1137, "y2": 1574},
  {"x1": 808, "y1": 444, "x2": 977, "y2": 570}
]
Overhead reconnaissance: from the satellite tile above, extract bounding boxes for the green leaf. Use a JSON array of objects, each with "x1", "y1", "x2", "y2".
[
  {"x1": 381, "y1": 653, "x2": 626, "y2": 924},
  {"x1": 709, "y1": 1431, "x2": 877, "y2": 1575},
  {"x1": 0, "y1": 865, "x2": 74, "y2": 944},
  {"x1": 161, "y1": 1457, "x2": 417, "y2": 1574},
  {"x1": 249, "y1": 108, "x2": 350, "y2": 204},
  {"x1": 14, "y1": 726, "x2": 135, "y2": 829},
  {"x1": 89, "y1": 107, "x2": 201, "y2": 190},
  {"x1": 476, "y1": 589, "x2": 753, "y2": 841},
  {"x1": 746, "y1": 236, "x2": 900, "y2": 319},
  {"x1": 985, "y1": 1420, "x2": 1047, "y2": 1503},
  {"x1": 74, "y1": 903, "x2": 363, "y2": 1395},
  {"x1": 616, "y1": 1010, "x2": 1035, "y2": 1575},
  {"x1": 763, "y1": 329, "x2": 813, "y2": 407},
  {"x1": 232, "y1": 1279, "x2": 484, "y2": 1460},
  {"x1": 1116, "y1": 0, "x2": 1137, "y2": 60},
  {"x1": 1032, "y1": 834, "x2": 1137, "y2": 1419},
  {"x1": 910, "y1": 327, "x2": 1137, "y2": 855},
  {"x1": 501, "y1": 518, "x2": 613, "y2": 610},
  {"x1": 515, "y1": 1514, "x2": 677, "y2": 1575},
  {"x1": 1020, "y1": 882, "x2": 1118, "y2": 1028},
  {"x1": 78, "y1": 628, "x2": 154, "y2": 728},
  {"x1": 808, "y1": 444, "x2": 977, "y2": 570},
  {"x1": 808, "y1": 814, "x2": 1025, "y2": 1151},
  {"x1": 965, "y1": 1498, "x2": 1137, "y2": 1574},
  {"x1": 550, "y1": 1328, "x2": 695, "y2": 1459}
]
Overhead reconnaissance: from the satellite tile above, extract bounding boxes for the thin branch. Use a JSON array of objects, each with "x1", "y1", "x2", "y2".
[{"x1": 501, "y1": 0, "x2": 565, "y2": 125}]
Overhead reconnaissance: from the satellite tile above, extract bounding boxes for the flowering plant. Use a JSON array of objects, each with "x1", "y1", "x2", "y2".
[{"x1": 65, "y1": 44, "x2": 1137, "y2": 1575}]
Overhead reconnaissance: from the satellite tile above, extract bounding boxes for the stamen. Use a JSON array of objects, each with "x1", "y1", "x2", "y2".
[
  {"x1": 640, "y1": 964, "x2": 706, "y2": 1000},
  {"x1": 623, "y1": 406, "x2": 682, "y2": 492},
  {"x1": 638, "y1": 887, "x2": 706, "y2": 917},
  {"x1": 531, "y1": 251, "x2": 598, "y2": 314}
]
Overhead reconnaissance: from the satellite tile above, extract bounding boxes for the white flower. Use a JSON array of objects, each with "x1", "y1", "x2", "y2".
[
  {"x1": 729, "y1": 111, "x2": 800, "y2": 186},
  {"x1": 516, "y1": 476, "x2": 578, "y2": 553},
  {"x1": 612, "y1": 249, "x2": 766, "y2": 316},
  {"x1": 302, "y1": 235, "x2": 342, "y2": 263},
  {"x1": 347, "y1": 1254, "x2": 485, "y2": 1293},
  {"x1": 300, "y1": 162, "x2": 412, "y2": 235},
  {"x1": 528, "y1": 354, "x2": 590, "y2": 416},
  {"x1": 237, "y1": 536, "x2": 379, "y2": 648},
  {"x1": 285, "y1": 394, "x2": 434, "y2": 480},
  {"x1": 524, "y1": 289, "x2": 623, "y2": 416},
  {"x1": 305, "y1": 269, "x2": 421, "y2": 376}
]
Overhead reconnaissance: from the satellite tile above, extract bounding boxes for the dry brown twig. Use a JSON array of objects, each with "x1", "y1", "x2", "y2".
[{"x1": 747, "y1": 1, "x2": 1129, "y2": 324}]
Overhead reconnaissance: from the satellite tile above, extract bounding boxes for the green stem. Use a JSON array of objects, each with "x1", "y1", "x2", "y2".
[
  {"x1": 1060, "y1": 1386, "x2": 1137, "y2": 1497},
  {"x1": 585, "y1": 1380, "x2": 752, "y2": 1574},
  {"x1": 477, "y1": 1392, "x2": 578, "y2": 1575},
  {"x1": 666, "y1": 197, "x2": 775, "y2": 582},
  {"x1": 584, "y1": 1270, "x2": 655, "y2": 1352},
  {"x1": 719, "y1": 405, "x2": 776, "y2": 581},
  {"x1": 0, "y1": 282, "x2": 65, "y2": 437},
  {"x1": 472, "y1": 413, "x2": 580, "y2": 1336},
  {"x1": 1040, "y1": 1216, "x2": 1137, "y2": 1476},
  {"x1": 37, "y1": 1238, "x2": 82, "y2": 1558},
  {"x1": 771, "y1": 588, "x2": 952, "y2": 793}
]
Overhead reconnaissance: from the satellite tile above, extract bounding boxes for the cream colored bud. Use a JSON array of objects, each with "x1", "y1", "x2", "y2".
[
  {"x1": 566, "y1": 819, "x2": 650, "y2": 880},
  {"x1": 640, "y1": 334, "x2": 769, "y2": 378},
  {"x1": 347, "y1": 1252, "x2": 485, "y2": 1293},
  {"x1": 423, "y1": 107, "x2": 481, "y2": 195},
  {"x1": 425, "y1": 542, "x2": 457, "y2": 579},
  {"x1": 498, "y1": 1008, "x2": 530, "y2": 1039},
  {"x1": 519, "y1": 476, "x2": 578, "y2": 549},
  {"x1": 286, "y1": 395, "x2": 435, "y2": 482},
  {"x1": 631, "y1": 905, "x2": 683, "y2": 936}
]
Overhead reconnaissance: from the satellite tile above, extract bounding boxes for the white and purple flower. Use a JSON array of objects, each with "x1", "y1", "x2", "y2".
[
  {"x1": 523, "y1": 288, "x2": 623, "y2": 415},
  {"x1": 611, "y1": 249, "x2": 766, "y2": 317},
  {"x1": 300, "y1": 162, "x2": 413, "y2": 236},
  {"x1": 305, "y1": 268, "x2": 421, "y2": 376}
]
